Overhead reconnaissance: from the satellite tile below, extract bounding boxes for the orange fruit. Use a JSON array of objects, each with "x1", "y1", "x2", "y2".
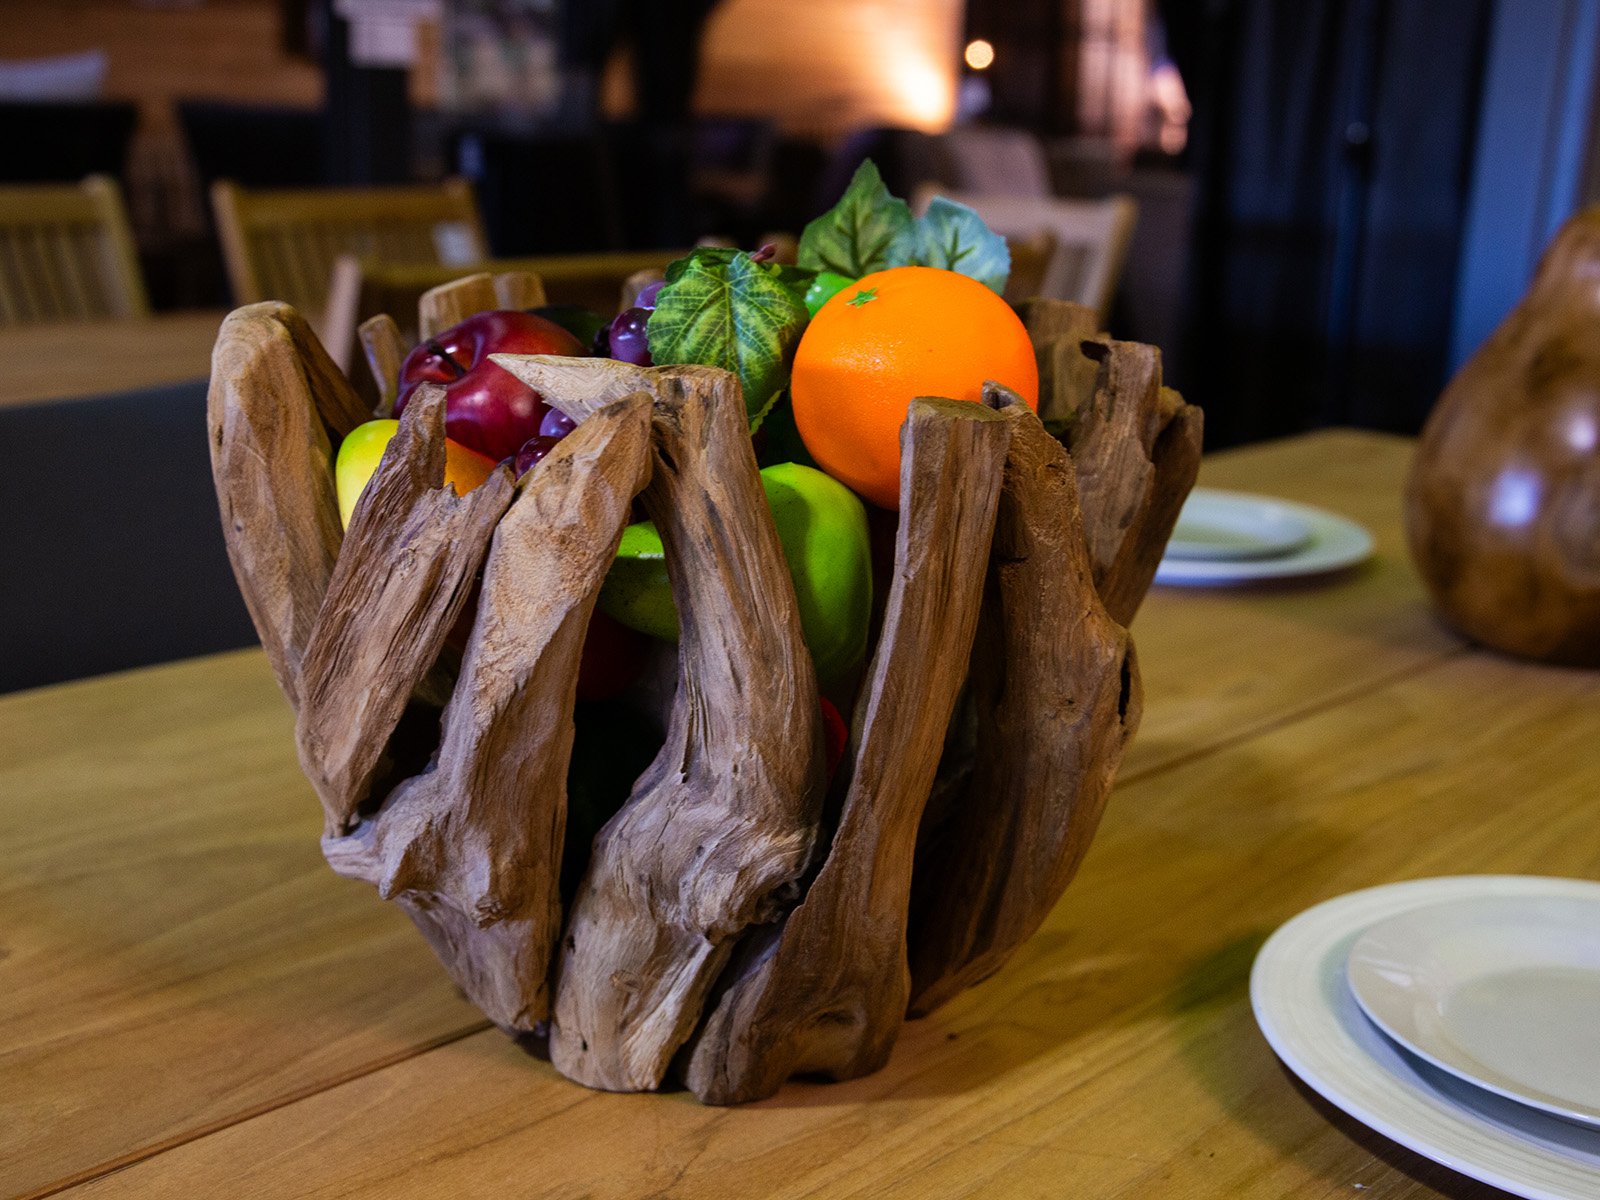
[{"x1": 790, "y1": 265, "x2": 1038, "y2": 509}]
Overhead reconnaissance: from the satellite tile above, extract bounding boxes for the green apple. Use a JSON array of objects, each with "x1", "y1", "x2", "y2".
[
  {"x1": 599, "y1": 462, "x2": 872, "y2": 684},
  {"x1": 334, "y1": 418, "x2": 498, "y2": 529}
]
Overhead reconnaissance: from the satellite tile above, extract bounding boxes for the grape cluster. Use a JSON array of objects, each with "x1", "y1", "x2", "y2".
[{"x1": 516, "y1": 280, "x2": 664, "y2": 476}]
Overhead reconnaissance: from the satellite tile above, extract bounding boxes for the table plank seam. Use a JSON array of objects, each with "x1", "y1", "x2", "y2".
[
  {"x1": 1116, "y1": 644, "x2": 1471, "y2": 789},
  {"x1": 13, "y1": 1019, "x2": 492, "y2": 1200}
]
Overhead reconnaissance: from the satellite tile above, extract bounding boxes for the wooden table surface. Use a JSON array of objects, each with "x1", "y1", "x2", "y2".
[
  {"x1": 0, "y1": 312, "x2": 224, "y2": 409},
  {"x1": 5, "y1": 429, "x2": 1596, "y2": 1200}
]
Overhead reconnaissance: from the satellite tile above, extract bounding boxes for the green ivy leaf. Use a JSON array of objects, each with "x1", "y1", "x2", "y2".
[
  {"x1": 798, "y1": 160, "x2": 915, "y2": 278},
  {"x1": 664, "y1": 248, "x2": 815, "y2": 310},
  {"x1": 895, "y1": 196, "x2": 1011, "y2": 294},
  {"x1": 646, "y1": 249, "x2": 811, "y2": 422}
]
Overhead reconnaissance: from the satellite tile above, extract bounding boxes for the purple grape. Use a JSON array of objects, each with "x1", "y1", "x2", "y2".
[
  {"x1": 635, "y1": 280, "x2": 664, "y2": 309},
  {"x1": 514, "y1": 434, "x2": 562, "y2": 477},
  {"x1": 539, "y1": 407, "x2": 576, "y2": 439},
  {"x1": 607, "y1": 306, "x2": 653, "y2": 366}
]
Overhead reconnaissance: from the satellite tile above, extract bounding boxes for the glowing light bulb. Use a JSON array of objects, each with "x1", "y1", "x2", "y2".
[{"x1": 964, "y1": 39, "x2": 995, "y2": 71}]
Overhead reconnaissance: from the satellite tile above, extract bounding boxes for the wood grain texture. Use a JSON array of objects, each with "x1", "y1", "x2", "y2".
[
  {"x1": 417, "y1": 273, "x2": 500, "y2": 341},
  {"x1": 357, "y1": 313, "x2": 404, "y2": 415},
  {"x1": 491, "y1": 270, "x2": 547, "y2": 312},
  {"x1": 532, "y1": 364, "x2": 825, "y2": 1092},
  {"x1": 324, "y1": 394, "x2": 655, "y2": 1031},
  {"x1": 268, "y1": 301, "x2": 372, "y2": 438},
  {"x1": 1059, "y1": 338, "x2": 1203, "y2": 626},
  {"x1": 0, "y1": 312, "x2": 222, "y2": 409},
  {"x1": 1015, "y1": 296, "x2": 1099, "y2": 429},
  {"x1": 0, "y1": 652, "x2": 485, "y2": 1200},
  {"x1": 293, "y1": 384, "x2": 514, "y2": 835},
  {"x1": 51, "y1": 648, "x2": 1600, "y2": 1200},
  {"x1": 906, "y1": 388, "x2": 1139, "y2": 1016},
  {"x1": 206, "y1": 303, "x2": 344, "y2": 709},
  {"x1": 683, "y1": 397, "x2": 1010, "y2": 1104},
  {"x1": 1405, "y1": 208, "x2": 1600, "y2": 665}
]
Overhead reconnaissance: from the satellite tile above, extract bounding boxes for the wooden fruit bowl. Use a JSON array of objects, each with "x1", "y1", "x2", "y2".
[{"x1": 207, "y1": 272, "x2": 1201, "y2": 1104}]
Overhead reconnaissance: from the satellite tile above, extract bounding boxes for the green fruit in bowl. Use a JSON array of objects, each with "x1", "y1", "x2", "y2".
[
  {"x1": 803, "y1": 271, "x2": 855, "y2": 317},
  {"x1": 600, "y1": 462, "x2": 872, "y2": 684}
]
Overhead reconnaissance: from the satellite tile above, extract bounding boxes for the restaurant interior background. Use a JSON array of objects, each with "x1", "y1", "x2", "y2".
[{"x1": 3, "y1": 0, "x2": 1596, "y2": 693}]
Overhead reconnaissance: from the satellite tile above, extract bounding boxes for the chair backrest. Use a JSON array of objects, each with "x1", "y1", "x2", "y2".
[
  {"x1": 0, "y1": 175, "x2": 149, "y2": 324},
  {"x1": 942, "y1": 127, "x2": 1054, "y2": 198},
  {"x1": 211, "y1": 178, "x2": 488, "y2": 319},
  {"x1": 915, "y1": 185, "x2": 1137, "y2": 322}
]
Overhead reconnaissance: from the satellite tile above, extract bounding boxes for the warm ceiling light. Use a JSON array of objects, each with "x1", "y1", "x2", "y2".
[{"x1": 964, "y1": 39, "x2": 995, "y2": 71}]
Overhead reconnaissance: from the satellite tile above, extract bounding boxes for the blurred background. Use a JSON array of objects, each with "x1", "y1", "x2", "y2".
[{"x1": 2, "y1": 0, "x2": 1597, "y2": 689}]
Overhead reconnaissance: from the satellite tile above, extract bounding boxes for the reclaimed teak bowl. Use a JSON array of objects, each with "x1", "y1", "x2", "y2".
[{"x1": 207, "y1": 272, "x2": 1202, "y2": 1104}]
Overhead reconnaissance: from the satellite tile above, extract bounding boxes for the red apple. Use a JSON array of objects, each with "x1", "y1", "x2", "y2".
[{"x1": 396, "y1": 310, "x2": 585, "y2": 461}]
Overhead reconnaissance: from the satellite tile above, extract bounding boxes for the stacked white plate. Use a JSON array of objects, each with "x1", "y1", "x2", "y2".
[
  {"x1": 1252, "y1": 876, "x2": 1600, "y2": 1199},
  {"x1": 1156, "y1": 488, "x2": 1373, "y2": 585}
]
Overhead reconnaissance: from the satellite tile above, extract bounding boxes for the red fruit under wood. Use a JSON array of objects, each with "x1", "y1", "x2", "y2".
[{"x1": 396, "y1": 310, "x2": 584, "y2": 461}]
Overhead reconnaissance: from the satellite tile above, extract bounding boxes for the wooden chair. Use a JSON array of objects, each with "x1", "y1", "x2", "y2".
[
  {"x1": 0, "y1": 175, "x2": 149, "y2": 324},
  {"x1": 210, "y1": 178, "x2": 489, "y2": 322},
  {"x1": 913, "y1": 185, "x2": 1137, "y2": 323}
]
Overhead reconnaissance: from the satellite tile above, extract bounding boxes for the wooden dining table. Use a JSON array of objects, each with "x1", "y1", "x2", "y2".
[
  {"x1": 0, "y1": 312, "x2": 224, "y2": 409},
  {"x1": 4, "y1": 429, "x2": 1597, "y2": 1200}
]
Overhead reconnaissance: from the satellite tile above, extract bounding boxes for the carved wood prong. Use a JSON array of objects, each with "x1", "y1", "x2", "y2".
[
  {"x1": 906, "y1": 388, "x2": 1141, "y2": 1016},
  {"x1": 420, "y1": 272, "x2": 500, "y2": 339},
  {"x1": 548, "y1": 365, "x2": 825, "y2": 1093},
  {"x1": 682, "y1": 397, "x2": 1011, "y2": 1105},
  {"x1": 207, "y1": 304, "x2": 346, "y2": 709},
  {"x1": 493, "y1": 270, "x2": 547, "y2": 311},
  {"x1": 490, "y1": 354, "x2": 652, "y2": 423},
  {"x1": 295, "y1": 383, "x2": 515, "y2": 834},
  {"x1": 322, "y1": 393, "x2": 655, "y2": 1030},
  {"x1": 358, "y1": 313, "x2": 405, "y2": 416},
  {"x1": 249, "y1": 301, "x2": 372, "y2": 437},
  {"x1": 1045, "y1": 338, "x2": 1203, "y2": 625},
  {"x1": 1100, "y1": 396, "x2": 1202, "y2": 626}
]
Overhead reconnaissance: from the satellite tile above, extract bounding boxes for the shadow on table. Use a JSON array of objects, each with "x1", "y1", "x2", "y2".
[
  {"x1": 0, "y1": 379, "x2": 258, "y2": 693},
  {"x1": 1171, "y1": 937, "x2": 1515, "y2": 1199},
  {"x1": 746, "y1": 740, "x2": 1331, "y2": 1109}
]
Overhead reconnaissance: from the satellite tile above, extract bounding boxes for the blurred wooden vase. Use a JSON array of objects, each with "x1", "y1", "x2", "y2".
[{"x1": 1405, "y1": 210, "x2": 1600, "y2": 665}]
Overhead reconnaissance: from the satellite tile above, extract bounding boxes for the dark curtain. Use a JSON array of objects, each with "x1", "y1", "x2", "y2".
[
  {"x1": 558, "y1": 0, "x2": 722, "y2": 245},
  {"x1": 1160, "y1": 0, "x2": 1492, "y2": 446}
]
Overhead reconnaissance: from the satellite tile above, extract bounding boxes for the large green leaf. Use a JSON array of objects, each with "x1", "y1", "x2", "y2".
[
  {"x1": 798, "y1": 160, "x2": 915, "y2": 278},
  {"x1": 897, "y1": 196, "x2": 1012, "y2": 294},
  {"x1": 646, "y1": 248, "x2": 811, "y2": 421}
]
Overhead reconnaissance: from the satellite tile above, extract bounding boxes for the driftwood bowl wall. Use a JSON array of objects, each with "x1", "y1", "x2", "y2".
[{"x1": 207, "y1": 275, "x2": 1202, "y2": 1104}]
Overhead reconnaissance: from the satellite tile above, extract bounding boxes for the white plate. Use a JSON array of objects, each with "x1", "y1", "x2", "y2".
[
  {"x1": 1163, "y1": 489, "x2": 1314, "y2": 560},
  {"x1": 1348, "y1": 892, "x2": 1600, "y2": 1129},
  {"x1": 1156, "y1": 489, "x2": 1373, "y2": 584},
  {"x1": 1252, "y1": 876, "x2": 1600, "y2": 1200}
]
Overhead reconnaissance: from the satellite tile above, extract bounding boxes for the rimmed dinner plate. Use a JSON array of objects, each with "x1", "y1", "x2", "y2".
[
  {"x1": 1156, "y1": 489, "x2": 1373, "y2": 584},
  {"x1": 1162, "y1": 489, "x2": 1314, "y2": 560},
  {"x1": 1348, "y1": 892, "x2": 1600, "y2": 1130},
  {"x1": 1251, "y1": 876, "x2": 1600, "y2": 1200}
]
